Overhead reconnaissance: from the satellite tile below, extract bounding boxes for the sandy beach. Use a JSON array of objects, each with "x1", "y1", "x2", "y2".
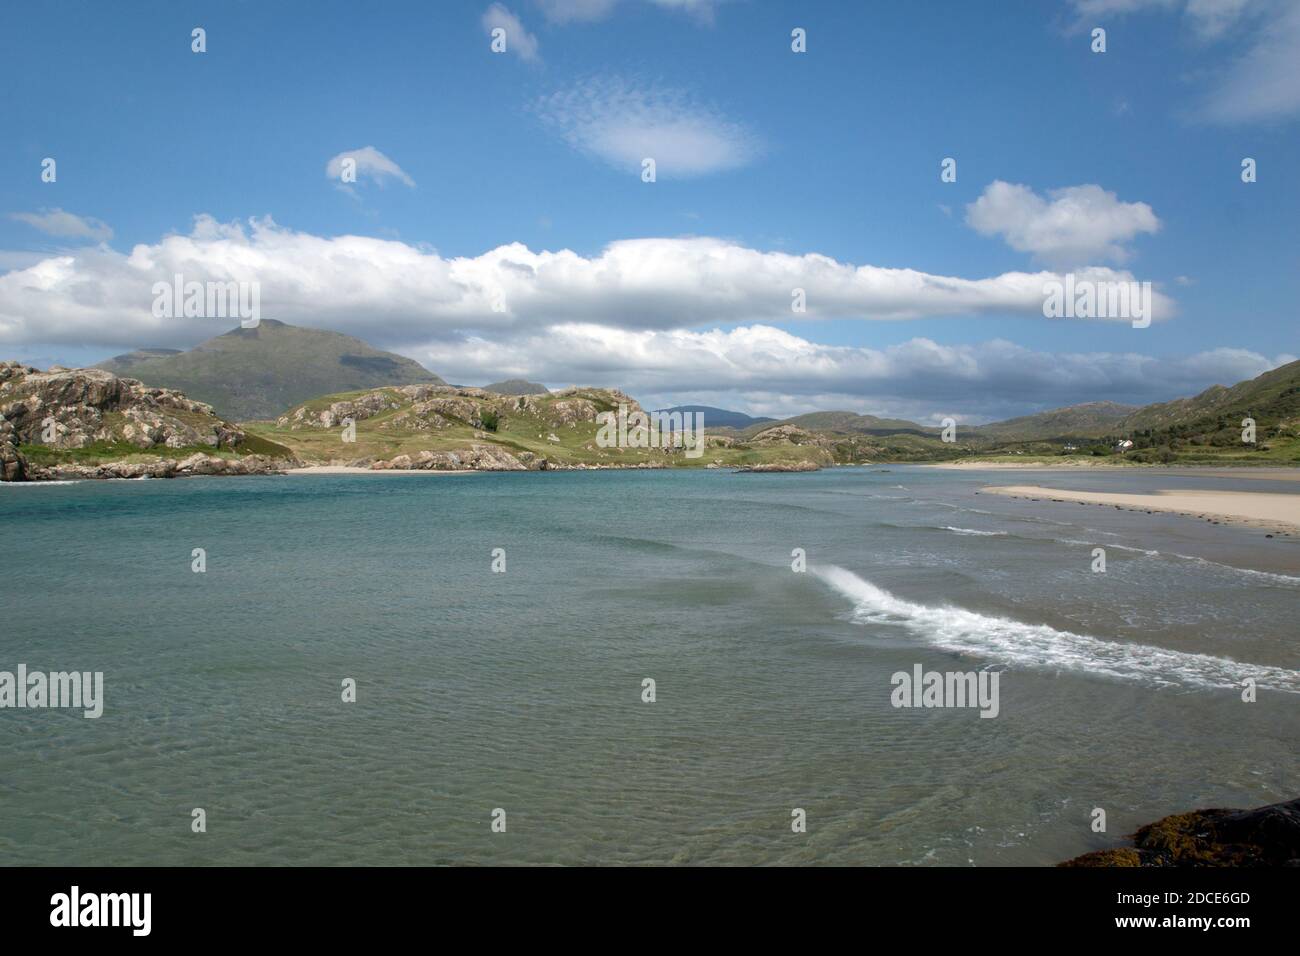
[
  {"x1": 983, "y1": 484, "x2": 1300, "y2": 533},
  {"x1": 285, "y1": 465, "x2": 475, "y2": 476},
  {"x1": 931, "y1": 460, "x2": 1300, "y2": 480}
]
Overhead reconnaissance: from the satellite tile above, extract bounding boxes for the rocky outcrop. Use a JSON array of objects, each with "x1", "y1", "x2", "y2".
[
  {"x1": 1061, "y1": 796, "x2": 1300, "y2": 867},
  {"x1": 24, "y1": 453, "x2": 287, "y2": 481},
  {"x1": 747, "y1": 424, "x2": 817, "y2": 446},
  {"x1": 0, "y1": 361, "x2": 290, "y2": 481},
  {"x1": 0, "y1": 414, "x2": 23, "y2": 481},
  {"x1": 733, "y1": 460, "x2": 822, "y2": 473},
  {"x1": 370, "y1": 444, "x2": 544, "y2": 472},
  {"x1": 0, "y1": 362, "x2": 244, "y2": 451},
  {"x1": 278, "y1": 386, "x2": 502, "y2": 431}
]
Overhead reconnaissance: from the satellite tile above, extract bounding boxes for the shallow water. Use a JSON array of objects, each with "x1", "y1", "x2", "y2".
[{"x1": 1, "y1": 466, "x2": 1296, "y2": 865}]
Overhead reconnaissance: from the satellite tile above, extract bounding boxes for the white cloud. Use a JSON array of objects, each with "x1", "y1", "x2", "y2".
[
  {"x1": 1069, "y1": 0, "x2": 1251, "y2": 37},
  {"x1": 0, "y1": 217, "x2": 1175, "y2": 355},
  {"x1": 535, "y1": 76, "x2": 760, "y2": 177},
  {"x1": 420, "y1": 324, "x2": 1290, "y2": 422},
  {"x1": 483, "y1": 4, "x2": 541, "y2": 62},
  {"x1": 965, "y1": 181, "x2": 1160, "y2": 268},
  {"x1": 1070, "y1": 0, "x2": 1299, "y2": 123},
  {"x1": 324, "y1": 146, "x2": 416, "y2": 188},
  {"x1": 1202, "y1": 2, "x2": 1300, "y2": 122},
  {"x1": 9, "y1": 208, "x2": 113, "y2": 242},
  {"x1": 0, "y1": 217, "x2": 1271, "y2": 422}
]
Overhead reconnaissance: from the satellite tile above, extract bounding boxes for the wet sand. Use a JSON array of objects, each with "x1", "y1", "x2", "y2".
[{"x1": 983, "y1": 484, "x2": 1300, "y2": 533}]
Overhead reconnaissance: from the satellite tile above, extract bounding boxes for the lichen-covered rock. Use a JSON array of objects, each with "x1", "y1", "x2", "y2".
[
  {"x1": 748, "y1": 424, "x2": 816, "y2": 445},
  {"x1": 0, "y1": 414, "x2": 23, "y2": 481},
  {"x1": 0, "y1": 362, "x2": 287, "y2": 481},
  {"x1": 0, "y1": 364, "x2": 244, "y2": 453},
  {"x1": 369, "y1": 443, "x2": 544, "y2": 472},
  {"x1": 24, "y1": 453, "x2": 287, "y2": 481}
]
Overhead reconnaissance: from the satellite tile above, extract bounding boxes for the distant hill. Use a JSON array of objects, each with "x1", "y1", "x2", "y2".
[
  {"x1": 484, "y1": 379, "x2": 549, "y2": 395},
  {"x1": 750, "y1": 410, "x2": 933, "y2": 437},
  {"x1": 975, "y1": 401, "x2": 1136, "y2": 441},
  {"x1": 95, "y1": 320, "x2": 444, "y2": 420},
  {"x1": 655, "y1": 405, "x2": 775, "y2": 430}
]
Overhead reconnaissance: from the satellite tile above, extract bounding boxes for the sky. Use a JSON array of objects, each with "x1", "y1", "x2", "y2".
[{"x1": 1, "y1": 0, "x2": 1297, "y2": 423}]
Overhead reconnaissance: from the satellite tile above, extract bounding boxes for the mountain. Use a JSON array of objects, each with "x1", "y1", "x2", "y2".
[
  {"x1": 483, "y1": 378, "x2": 550, "y2": 395},
  {"x1": 1118, "y1": 359, "x2": 1300, "y2": 435},
  {"x1": 655, "y1": 405, "x2": 774, "y2": 430},
  {"x1": 974, "y1": 401, "x2": 1137, "y2": 441},
  {"x1": 94, "y1": 320, "x2": 444, "y2": 420}
]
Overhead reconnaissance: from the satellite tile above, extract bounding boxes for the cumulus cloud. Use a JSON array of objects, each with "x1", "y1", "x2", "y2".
[
  {"x1": 419, "y1": 324, "x2": 1290, "y2": 422},
  {"x1": 965, "y1": 181, "x2": 1160, "y2": 268},
  {"x1": 9, "y1": 208, "x2": 113, "y2": 242},
  {"x1": 535, "y1": 76, "x2": 759, "y2": 176},
  {"x1": 0, "y1": 217, "x2": 1175, "y2": 355},
  {"x1": 324, "y1": 146, "x2": 416, "y2": 189},
  {"x1": 0, "y1": 216, "x2": 1269, "y2": 421},
  {"x1": 483, "y1": 4, "x2": 540, "y2": 62}
]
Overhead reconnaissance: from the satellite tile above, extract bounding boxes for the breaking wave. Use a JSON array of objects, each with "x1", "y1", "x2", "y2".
[{"x1": 814, "y1": 565, "x2": 1300, "y2": 693}]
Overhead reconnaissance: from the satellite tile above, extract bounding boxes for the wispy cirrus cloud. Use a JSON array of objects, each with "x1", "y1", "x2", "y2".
[
  {"x1": 534, "y1": 75, "x2": 760, "y2": 177},
  {"x1": 9, "y1": 208, "x2": 113, "y2": 242},
  {"x1": 1069, "y1": 0, "x2": 1252, "y2": 38},
  {"x1": 535, "y1": 0, "x2": 618, "y2": 23},
  {"x1": 1068, "y1": 0, "x2": 1300, "y2": 123},
  {"x1": 1202, "y1": 2, "x2": 1300, "y2": 123},
  {"x1": 965, "y1": 181, "x2": 1160, "y2": 269},
  {"x1": 537, "y1": 0, "x2": 727, "y2": 25},
  {"x1": 483, "y1": 4, "x2": 541, "y2": 62},
  {"x1": 324, "y1": 146, "x2": 416, "y2": 188}
]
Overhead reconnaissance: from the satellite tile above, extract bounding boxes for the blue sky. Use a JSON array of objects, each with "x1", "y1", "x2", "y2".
[{"x1": 1, "y1": 0, "x2": 1297, "y2": 421}]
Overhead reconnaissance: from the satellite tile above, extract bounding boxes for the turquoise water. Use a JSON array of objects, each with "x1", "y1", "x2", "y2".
[{"x1": 1, "y1": 467, "x2": 1297, "y2": 865}]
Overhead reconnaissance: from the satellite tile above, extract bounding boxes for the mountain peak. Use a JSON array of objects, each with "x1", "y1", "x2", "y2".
[{"x1": 94, "y1": 320, "x2": 444, "y2": 420}]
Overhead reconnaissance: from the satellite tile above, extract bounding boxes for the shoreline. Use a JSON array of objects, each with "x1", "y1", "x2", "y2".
[
  {"x1": 928, "y1": 460, "x2": 1300, "y2": 479},
  {"x1": 284, "y1": 465, "x2": 476, "y2": 476},
  {"x1": 982, "y1": 484, "x2": 1300, "y2": 534}
]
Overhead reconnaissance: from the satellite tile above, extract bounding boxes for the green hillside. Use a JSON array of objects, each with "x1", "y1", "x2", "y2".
[
  {"x1": 1111, "y1": 358, "x2": 1300, "y2": 462},
  {"x1": 974, "y1": 401, "x2": 1136, "y2": 441}
]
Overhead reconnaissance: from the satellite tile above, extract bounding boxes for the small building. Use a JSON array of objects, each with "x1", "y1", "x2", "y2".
[{"x1": 1114, "y1": 439, "x2": 1134, "y2": 452}]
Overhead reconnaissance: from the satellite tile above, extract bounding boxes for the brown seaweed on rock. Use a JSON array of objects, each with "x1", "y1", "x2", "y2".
[{"x1": 1061, "y1": 796, "x2": 1300, "y2": 867}]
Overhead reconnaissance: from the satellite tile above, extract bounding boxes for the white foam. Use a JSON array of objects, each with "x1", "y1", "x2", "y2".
[
  {"x1": 941, "y1": 526, "x2": 1007, "y2": 537},
  {"x1": 814, "y1": 564, "x2": 1300, "y2": 693}
]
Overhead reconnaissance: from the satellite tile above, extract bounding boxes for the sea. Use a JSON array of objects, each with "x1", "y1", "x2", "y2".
[{"x1": 1, "y1": 466, "x2": 1297, "y2": 865}]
